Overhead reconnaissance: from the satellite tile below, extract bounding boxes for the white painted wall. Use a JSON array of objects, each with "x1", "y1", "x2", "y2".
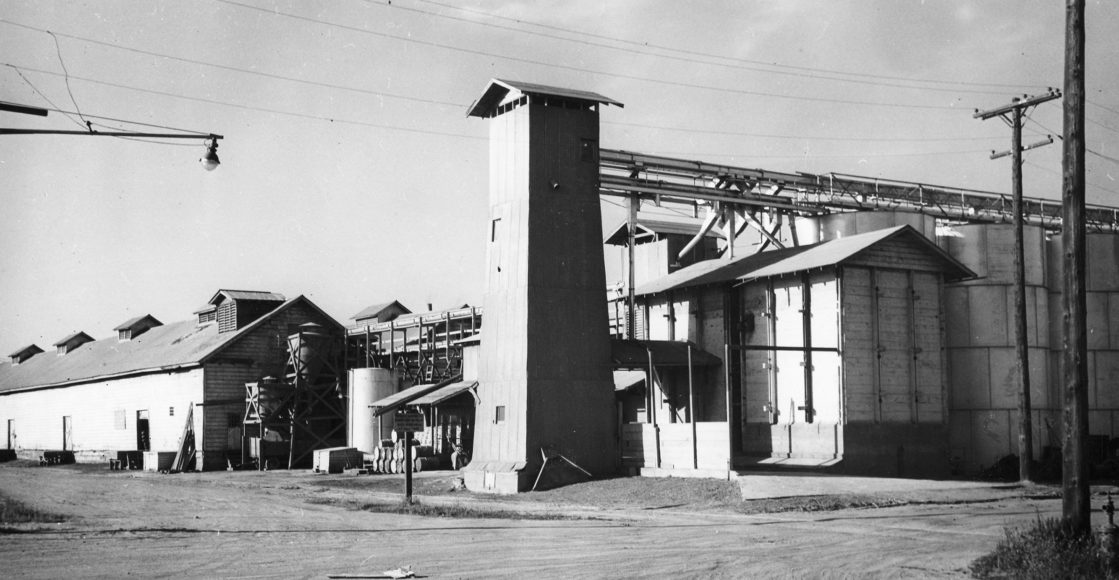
[{"x1": 0, "y1": 369, "x2": 204, "y2": 461}]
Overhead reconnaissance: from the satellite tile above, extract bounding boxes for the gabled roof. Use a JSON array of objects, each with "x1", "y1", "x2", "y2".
[
  {"x1": 351, "y1": 300, "x2": 411, "y2": 321},
  {"x1": 635, "y1": 225, "x2": 974, "y2": 296},
  {"x1": 603, "y1": 217, "x2": 726, "y2": 246},
  {"x1": 113, "y1": 314, "x2": 162, "y2": 332},
  {"x1": 467, "y1": 78, "x2": 623, "y2": 118},
  {"x1": 0, "y1": 295, "x2": 342, "y2": 395},
  {"x1": 208, "y1": 290, "x2": 285, "y2": 306},
  {"x1": 737, "y1": 225, "x2": 974, "y2": 283}
]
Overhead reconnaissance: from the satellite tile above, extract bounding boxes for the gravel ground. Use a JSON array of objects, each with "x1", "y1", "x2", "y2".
[{"x1": 0, "y1": 461, "x2": 1111, "y2": 579}]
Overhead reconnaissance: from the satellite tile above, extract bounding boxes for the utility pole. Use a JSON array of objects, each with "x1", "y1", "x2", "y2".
[
  {"x1": 1062, "y1": 0, "x2": 1089, "y2": 535},
  {"x1": 974, "y1": 89, "x2": 1060, "y2": 484},
  {"x1": 626, "y1": 195, "x2": 639, "y2": 339}
]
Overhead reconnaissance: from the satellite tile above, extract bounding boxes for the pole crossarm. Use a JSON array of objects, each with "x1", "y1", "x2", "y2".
[
  {"x1": 973, "y1": 89, "x2": 1062, "y2": 121},
  {"x1": 599, "y1": 148, "x2": 1119, "y2": 233}
]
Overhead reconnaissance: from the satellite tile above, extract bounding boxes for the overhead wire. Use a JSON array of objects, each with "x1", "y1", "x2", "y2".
[
  {"x1": 47, "y1": 29, "x2": 88, "y2": 128},
  {"x1": 3, "y1": 62, "x2": 486, "y2": 142},
  {"x1": 1024, "y1": 159, "x2": 1119, "y2": 198},
  {"x1": 217, "y1": 0, "x2": 970, "y2": 111},
  {"x1": 7, "y1": 6, "x2": 1112, "y2": 161},
  {"x1": 0, "y1": 19, "x2": 463, "y2": 109},
  {"x1": 2, "y1": 15, "x2": 1081, "y2": 148},
  {"x1": 604, "y1": 120, "x2": 1004, "y2": 143},
  {"x1": 7, "y1": 64, "x2": 86, "y2": 130},
  {"x1": 372, "y1": 0, "x2": 1026, "y2": 97},
  {"x1": 639, "y1": 147, "x2": 994, "y2": 160},
  {"x1": 6, "y1": 65, "x2": 201, "y2": 145},
  {"x1": 404, "y1": 0, "x2": 1045, "y2": 92},
  {"x1": 1025, "y1": 113, "x2": 1119, "y2": 167}
]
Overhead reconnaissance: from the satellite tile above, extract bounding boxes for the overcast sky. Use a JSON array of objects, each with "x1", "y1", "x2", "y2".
[{"x1": 1, "y1": 1, "x2": 1117, "y2": 356}]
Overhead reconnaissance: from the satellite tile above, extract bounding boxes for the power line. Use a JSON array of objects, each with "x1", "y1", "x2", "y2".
[
  {"x1": 0, "y1": 19, "x2": 463, "y2": 108},
  {"x1": 405, "y1": 0, "x2": 1045, "y2": 93},
  {"x1": 218, "y1": 0, "x2": 968, "y2": 111},
  {"x1": 5, "y1": 65, "x2": 225, "y2": 135},
  {"x1": 1089, "y1": 100, "x2": 1119, "y2": 118},
  {"x1": 4, "y1": 62, "x2": 486, "y2": 142},
  {"x1": 1024, "y1": 113, "x2": 1119, "y2": 166},
  {"x1": 47, "y1": 29, "x2": 88, "y2": 128},
  {"x1": 638, "y1": 147, "x2": 993, "y2": 160},
  {"x1": 604, "y1": 119, "x2": 1003, "y2": 144},
  {"x1": 7, "y1": 64, "x2": 86, "y2": 130},
  {"x1": 1025, "y1": 159, "x2": 1119, "y2": 197},
  {"x1": 1, "y1": 19, "x2": 1005, "y2": 146},
  {"x1": 374, "y1": 0, "x2": 1026, "y2": 97}
]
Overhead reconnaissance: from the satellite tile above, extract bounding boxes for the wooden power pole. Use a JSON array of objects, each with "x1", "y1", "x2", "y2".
[
  {"x1": 1062, "y1": 0, "x2": 1089, "y2": 534},
  {"x1": 975, "y1": 91, "x2": 1059, "y2": 484}
]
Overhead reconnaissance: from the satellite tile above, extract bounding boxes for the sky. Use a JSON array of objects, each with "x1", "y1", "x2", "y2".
[{"x1": 1, "y1": 1, "x2": 1117, "y2": 357}]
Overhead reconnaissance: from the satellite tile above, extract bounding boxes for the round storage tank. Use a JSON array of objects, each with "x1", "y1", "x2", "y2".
[
  {"x1": 941, "y1": 223, "x2": 1050, "y2": 474},
  {"x1": 1047, "y1": 232, "x2": 1119, "y2": 442},
  {"x1": 795, "y1": 211, "x2": 938, "y2": 244},
  {"x1": 348, "y1": 368, "x2": 398, "y2": 453}
]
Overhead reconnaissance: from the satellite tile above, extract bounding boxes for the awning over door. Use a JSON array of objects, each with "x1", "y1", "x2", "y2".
[
  {"x1": 368, "y1": 377, "x2": 474, "y2": 417},
  {"x1": 611, "y1": 339, "x2": 721, "y2": 369}
]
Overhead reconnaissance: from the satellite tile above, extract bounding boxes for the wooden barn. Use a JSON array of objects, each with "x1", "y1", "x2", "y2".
[
  {"x1": 0, "y1": 290, "x2": 343, "y2": 470},
  {"x1": 626, "y1": 225, "x2": 975, "y2": 477}
]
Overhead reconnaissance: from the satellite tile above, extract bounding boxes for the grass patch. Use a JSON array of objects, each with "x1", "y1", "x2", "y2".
[
  {"x1": 0, "y1": 494, "x2": 66, "y2": 526},
  {"x1": 358, "y1": 499, "x2": 584, "y2": 521},
  {"x1": 739, "y1": 494, "x2": 908, "y2": 514},
  {"x1": 509, "y1": 476, "x2": 743, "y2": 510},
  {"x1": 970, "y1": 517, "x2": 1117, "y2": 579}
]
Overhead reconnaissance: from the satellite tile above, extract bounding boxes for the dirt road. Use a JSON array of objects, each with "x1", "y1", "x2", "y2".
[{"x1": 0, "y1": 462, "x2": 1086, "y2": 579}]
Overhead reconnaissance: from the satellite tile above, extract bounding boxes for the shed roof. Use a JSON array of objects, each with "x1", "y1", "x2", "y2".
[
  {"x1": 368, "y1": 377, "x2": 471, "y2": 416},
  {"x1": 0, "y1": 295, "x2": 341, "y2": 395},
  {"x1": 466, "y1": 78, "x2": 623, "y2": 118},
  {"x1": 611, "y1": 339, "x2": 721, "y2": 368},
  {"x1": 635, "y1": 225, "x2": 974, "y2": 296},
  {"x1": 613, "y1": 370, "x2": 646, "y2": 392},
  {"x1": 603, "y1": 217, "x2": 725, "y2": 246},
  {"x1": 634, "y1": 245, "x2": 809, "y2": 296},
  {"x1": 53, "y1": 331, "x2": 94, "y2": 347},
  {"x1": 7, "y1": 344, "x2": 42, "y2": 359},
  {"x1": 410, "y1": 380, "x2": 477, "y2": 406}
]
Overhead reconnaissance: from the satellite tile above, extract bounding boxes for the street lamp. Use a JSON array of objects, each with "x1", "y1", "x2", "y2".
[
  {"x1": 1, "y1": 100, "x2": 225, "y2": 171},
  {"x1": 201, "y1": 138, "x2": 220, "y2": 171}
]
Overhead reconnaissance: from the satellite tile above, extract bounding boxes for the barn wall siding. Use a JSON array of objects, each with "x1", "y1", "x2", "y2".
[
  {"x1": 201, "y1": 301, "x2": 342, "y2": 470},
  {"x1": 0, "y1": 369, "x2": 204, "y2": 463}
]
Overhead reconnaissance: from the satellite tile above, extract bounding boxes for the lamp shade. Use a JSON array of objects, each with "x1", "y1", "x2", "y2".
[{"x1": 201, "y1": 139, "x2": 220, "y2": 171}]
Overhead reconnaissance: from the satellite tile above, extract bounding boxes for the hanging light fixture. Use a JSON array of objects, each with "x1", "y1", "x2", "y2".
[{"x1": 201, "y1": 137, "x2": 220, "y2": 171}]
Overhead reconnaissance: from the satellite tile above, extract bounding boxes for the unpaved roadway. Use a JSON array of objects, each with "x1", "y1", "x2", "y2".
[{"x1": 0, "y1": 462, "x2": 1099, "y2": 579}]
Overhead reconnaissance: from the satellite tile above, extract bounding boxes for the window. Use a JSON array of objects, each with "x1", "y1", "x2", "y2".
[
  {"x1": 113, "y1": 409, "x2": 127, "y2": 430},
  {"x1": 169, "y1": 406, "x2": 175, "y2": 417},
  {"x1": 494, "y1": 405, "x2": 506, "y2": 424},
  {"x1": 580, "y1": 138, "x2": 598, "y2": 163}
]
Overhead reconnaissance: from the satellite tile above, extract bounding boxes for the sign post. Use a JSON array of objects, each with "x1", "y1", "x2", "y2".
[{"x1": 394, "y1": 410, "x2": 424, "y2": 504}]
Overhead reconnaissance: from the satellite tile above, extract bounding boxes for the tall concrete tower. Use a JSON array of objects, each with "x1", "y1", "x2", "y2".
[{"x1": 464, "y1": 79, "x2": 623, "y2": 493}]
